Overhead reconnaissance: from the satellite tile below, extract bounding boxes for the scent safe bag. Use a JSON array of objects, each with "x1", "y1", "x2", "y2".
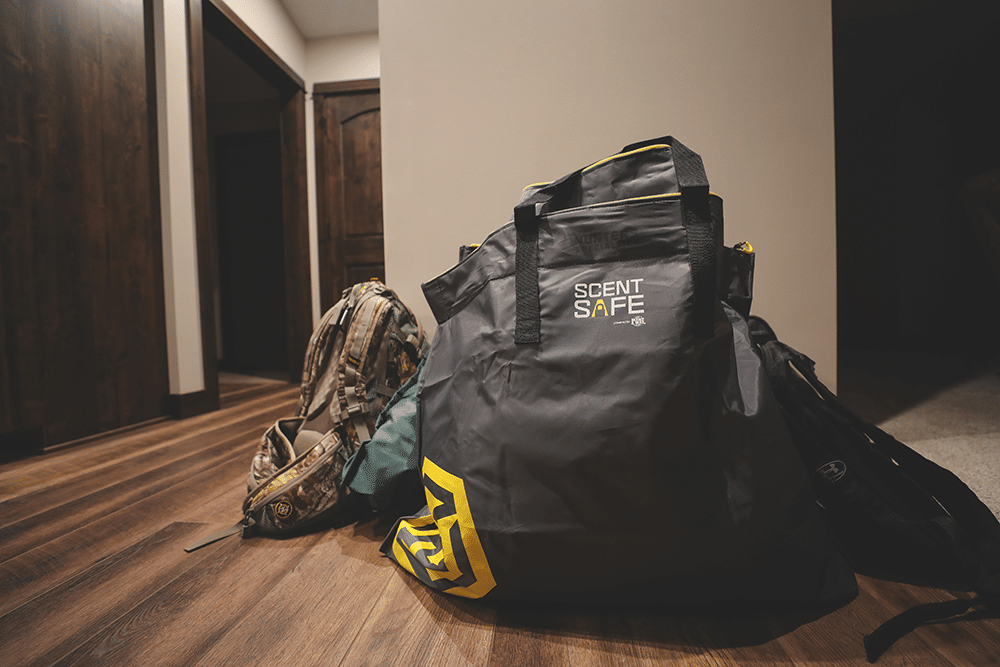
[
  {"x1": 186, "y1": 280, "x2": 427, "y2": 551},
  {"x1": 381, "y1": 137, "x2": 858, "y2": 603}
]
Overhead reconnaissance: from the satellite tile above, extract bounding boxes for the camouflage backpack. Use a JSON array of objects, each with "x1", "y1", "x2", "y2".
[{"x1": 186, "y1": 280, "x2": 428, "y2": 551}]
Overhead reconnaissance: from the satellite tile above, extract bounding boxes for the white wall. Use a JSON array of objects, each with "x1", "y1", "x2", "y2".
[
  {"x1": 306, "y1": 32, "x2": 380, "y2": 83},
  {"x1": 218, "y1": 0, "x2": 306, "y2": 75},
  {"x1": 154, "y1": 0, "x2": 205, "y2": 395},
  {"x1": 379, "y1": 0, "x2": 839, "y2": 385},
  {"x1": 156, "y1": 0, "x2": 306, "y2": 394}
]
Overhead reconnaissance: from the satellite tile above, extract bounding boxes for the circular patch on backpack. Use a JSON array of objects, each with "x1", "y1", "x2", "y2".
[
  {"x1": 815, "y1": 460, "x2": 847, "y2": 484},
  {"x1": 273, "y1": 499, "x2": 293, "y2": 518}
]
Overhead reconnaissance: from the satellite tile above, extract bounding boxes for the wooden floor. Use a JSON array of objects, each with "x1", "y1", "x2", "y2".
[{"x1": 2, "y1": 379, "x2": 999, "y2": 667}]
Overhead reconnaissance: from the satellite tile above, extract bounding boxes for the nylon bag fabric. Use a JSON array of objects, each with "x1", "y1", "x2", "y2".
[
  {"x1": 341, "y1": 356, "x2": 428, "y2": 515},
  {"x1": 382, "y1": 137, "x2": 857, "y2": 604}
]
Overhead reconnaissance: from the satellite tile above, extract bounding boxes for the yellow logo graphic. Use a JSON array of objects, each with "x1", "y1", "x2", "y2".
[
  {"x1": 591, "y1": 298, "x2": 608, "y2": 317},
  {"x1": 389, "y1": 458, "x2": 496, "y2": 599},
  {"x1": 273, "y1": 499, "x2": 293, "y2": 518}
]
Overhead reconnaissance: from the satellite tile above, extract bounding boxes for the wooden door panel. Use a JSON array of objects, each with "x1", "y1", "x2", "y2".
[
  {"x1": 341, "y1": 109, "x2": 383, "y2": 237},
  {"x1": 0, "y1": 0, "x2": 168, "y2": 454},
  {"x1": 314, "y1": 86, "x2": 384, "y2": 310}
]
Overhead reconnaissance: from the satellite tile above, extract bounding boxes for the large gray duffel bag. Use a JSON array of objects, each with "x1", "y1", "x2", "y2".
[{"x1": 382, "y1": 136, "x2": 857, "y2": 604}]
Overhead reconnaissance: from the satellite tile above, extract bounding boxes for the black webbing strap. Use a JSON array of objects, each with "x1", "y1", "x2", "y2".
[
  {"x1": 864, "y1": 596, "x2": 1000, "y2": 662},
  {"x1": 184, "y1": 518, "x2": 251, "y2": 552},
  {"x1": 512, "y1": 137, "x2": 717, "y2": 344},
  {"x1": 623, "y1": 136, "x2": 715, "y2": 337},
  {"x1": 514, "y1": 202, "x2": 543, "y2": 345},
  {"x1": 683, "y1": 197, "x2": 715, "y2": 338},
  {"x1": 670, "y1": 139, "x2": 715, "y2": 339}
]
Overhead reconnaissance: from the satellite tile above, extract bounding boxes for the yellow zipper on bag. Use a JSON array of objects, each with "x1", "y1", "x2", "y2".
[
  {"x1": 582, "y1": 143, "x2": 671, "y2": 173},
  {"x1": 521, "y1": 144, "x2": 672, "y2": 192},
  {"x1": 521, "y1": 144, "x2": 719, "y2": 207}
]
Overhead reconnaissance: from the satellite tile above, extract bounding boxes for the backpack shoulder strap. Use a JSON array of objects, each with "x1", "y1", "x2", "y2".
[
  {"x1": 780, "y1": 341, "x2": 1000, "y2": 598},
  {"x1": 338, "y1": 284, "x2": 394, "y2": 444},
  {"x1": 748, "y1": 316, "x2": 1000, "y2": 661},
  {"x1": 297, "y1": 295, "x2": 349, "y2": 417},
  {"x1": 858, "y1": 414, "x2": 1000, "y2": 660}
]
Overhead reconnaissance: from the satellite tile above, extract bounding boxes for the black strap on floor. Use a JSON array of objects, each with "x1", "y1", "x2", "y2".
[
  {"x1": 864, "y1": 596, "x2": 999, "y2": 662},
  {"x1": 184, "y1": 519, "x2": 248, "y2": 552}
]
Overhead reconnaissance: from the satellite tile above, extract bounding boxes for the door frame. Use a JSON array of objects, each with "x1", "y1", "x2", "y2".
[{"x1": 185, "y1": 0, "x2": 311, "y2": 411}]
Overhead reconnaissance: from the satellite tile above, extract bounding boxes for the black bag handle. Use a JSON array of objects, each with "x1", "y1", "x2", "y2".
[{"x1": 513, "y1": 137, "x2": 716, "y2": 344}]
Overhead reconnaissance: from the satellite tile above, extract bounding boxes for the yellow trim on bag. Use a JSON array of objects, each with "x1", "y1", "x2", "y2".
[
  {"x1": 522, "y1": 181, "x2": 554, "y2": 191},
  {"x1": 545, "y1": 190, "x2": 720, "y2": 213},
  {"x1": 520, "y1": 143, "x2": 720, "y2": 202},
  {"x1": 408, "y1": 540, "x2": 440, "y2": 552},
  {"x1": 390, "y1": 458, "x2": 497, "y2": 599},
  {"x1": 521, "y1": 145, "x2": 670, "y2": 191},
  {"x1": 582, "y1": 143, "x2": 670, "y2": 172},
  {"x1": 606, "y1": 192, "x2": 680, "y2": 205},
  {"x1": 402, "y1": 513, "x2": 436, "y2": 528}
]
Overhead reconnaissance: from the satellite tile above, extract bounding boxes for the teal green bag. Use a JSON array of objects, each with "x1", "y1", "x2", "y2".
[{"x1": 342, "y1": 357, "x2": 427, "y2": 515}]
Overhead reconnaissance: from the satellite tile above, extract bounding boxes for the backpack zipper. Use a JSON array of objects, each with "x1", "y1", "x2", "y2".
[{"x1": 246, "y1": 441, "x2": 341, "y2": 516}]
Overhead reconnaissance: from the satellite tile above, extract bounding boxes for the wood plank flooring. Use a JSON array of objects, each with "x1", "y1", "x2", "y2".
[{"x1": 1, "y1": 379, "x2": 999, "y2": 666}]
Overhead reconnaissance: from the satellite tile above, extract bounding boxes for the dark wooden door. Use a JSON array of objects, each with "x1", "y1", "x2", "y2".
[
  {"x1": 0, "y1": 0, "x2": 168, "y2": 456},
  {"x1": 313, "y1": 81, "x2": 385, "y2": 310}
]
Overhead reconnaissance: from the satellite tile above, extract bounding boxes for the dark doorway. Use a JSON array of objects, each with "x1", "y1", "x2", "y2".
[
  {"x1": 214, "y1": 131, "x2": 287, "y2": 375},
  {"x1": 833, "y1": 0, "x2": 1000, "y2": 420},
  {"x1": 186, "y1": 0, "x2": 312, "y2": 406},
  {"x1": 833, "y1": 1, "x2": 1000, "y2": 354},
  {"x1": 203, "y1": 24, "x2": 287, "y2": 378}
]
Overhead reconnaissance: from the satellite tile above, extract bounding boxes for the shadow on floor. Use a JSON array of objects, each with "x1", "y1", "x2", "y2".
[{"x1": 837, "y1": 350, "x2": 1000, "y2": 425}]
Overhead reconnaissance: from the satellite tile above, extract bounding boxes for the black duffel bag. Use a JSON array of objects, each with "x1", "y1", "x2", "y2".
[{"x1": 382, "y1": 136, "x2": 857, "y2": 604}]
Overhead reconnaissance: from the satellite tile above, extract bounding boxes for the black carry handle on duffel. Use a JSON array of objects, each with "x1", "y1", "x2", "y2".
[
  {"x1": 748, "y1": 316, "x2": 1000, "y2": 661},
  {"x1": 513, "y1": 135, "x2": 720, "y2": 342}
]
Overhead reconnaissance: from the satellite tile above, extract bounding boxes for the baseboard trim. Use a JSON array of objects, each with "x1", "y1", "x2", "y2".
[
  {"x1": 44, "y1": 416, "x2": 170, "y2": 454},
  {"x1": 0, "y1": 426, "x2": 46, "y2": 463},
  {"x1": 168, "y1": 390, "x2": 216, "y2": 419}
]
